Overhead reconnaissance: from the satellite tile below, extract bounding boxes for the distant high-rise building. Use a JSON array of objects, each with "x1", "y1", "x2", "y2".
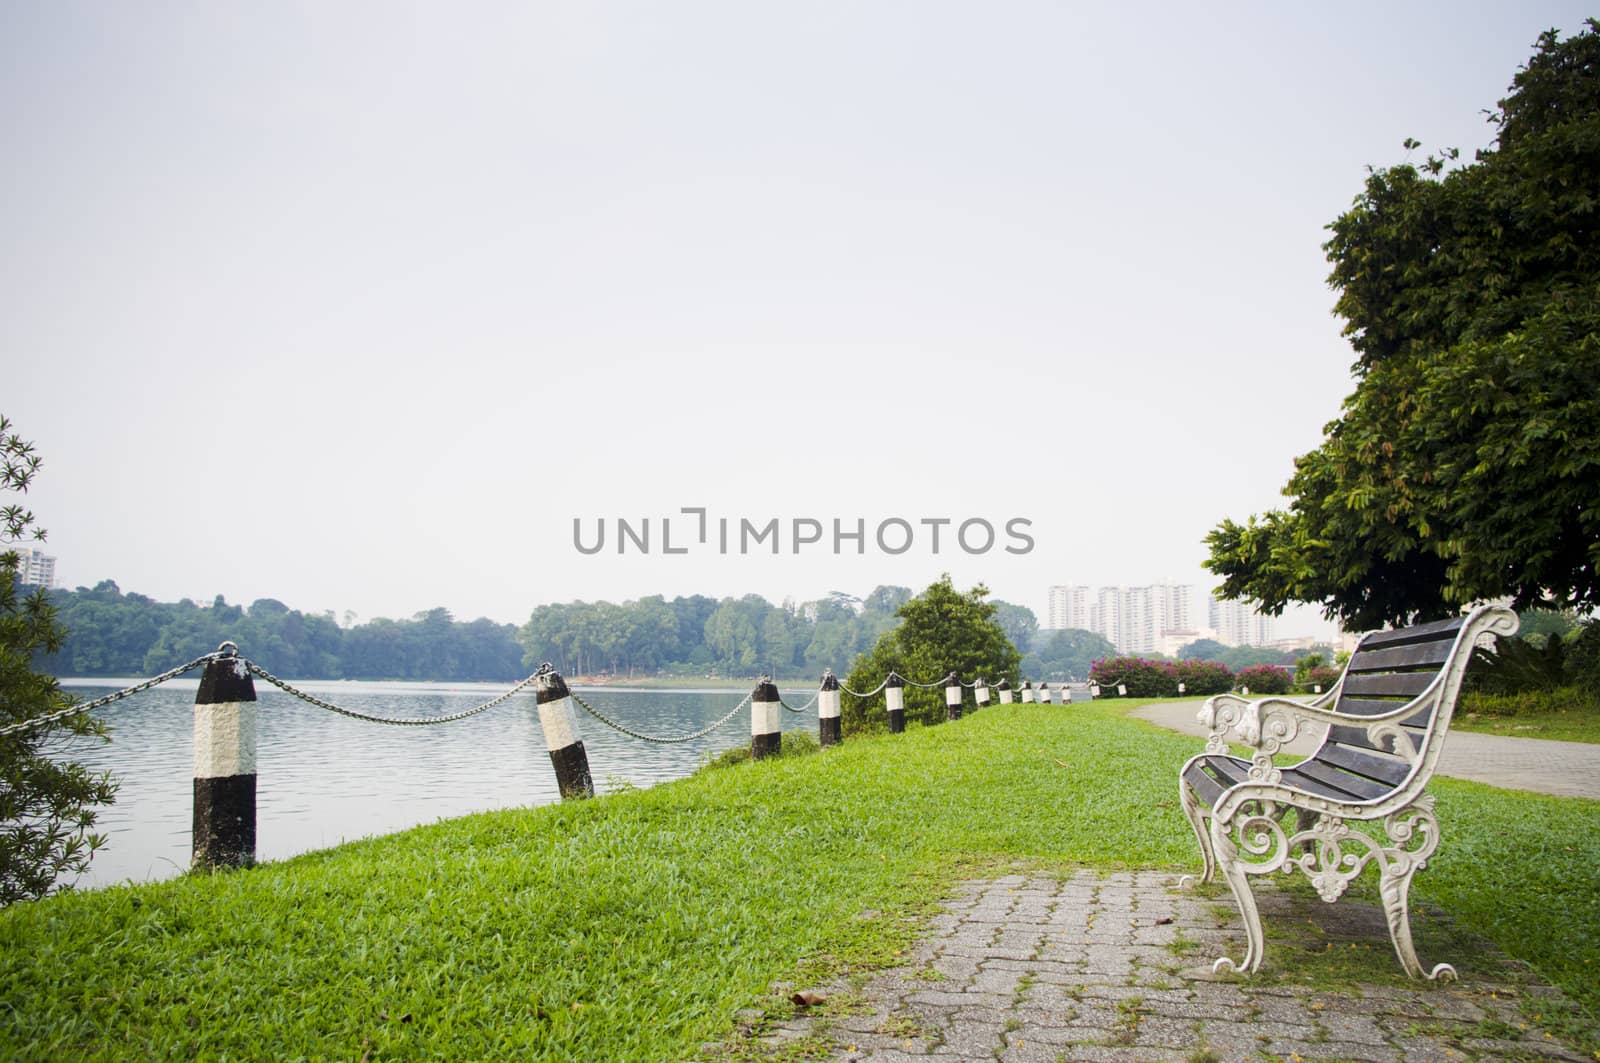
[
  {"x1": 1046, "y1": 585, "x2": 1091, "y2": 630},
  {"x1": 1078, "y1": 583, "x2": 1194, "y2": 655},
  {"x1": 1208, "y1": 597, "x2": 1274, "y2": 647},
  {"x1": 8, "y1": 546, "x2": 56, "y2": 589}
]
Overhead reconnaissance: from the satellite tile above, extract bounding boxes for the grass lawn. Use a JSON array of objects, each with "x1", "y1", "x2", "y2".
[{"x1": 2, "y1": 702, "x2": 1596, "y2": 1059}]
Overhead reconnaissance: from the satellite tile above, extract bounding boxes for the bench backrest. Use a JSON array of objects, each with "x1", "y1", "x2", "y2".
[{"x1": 1300, "y1": 606, "x2": 1516, "y2": 801}]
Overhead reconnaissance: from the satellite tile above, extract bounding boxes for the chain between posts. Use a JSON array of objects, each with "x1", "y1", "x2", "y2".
[
  {"x1": 0, "y1": 650, "x2": 224, "y2": 738},
  {"x1": 244, "y1": 660, "x2": 547, "y2": 726},
  {"x1": 837, "y1": 676, "x2": 890, "y2": 699},
  {"x1": 778, "y1": 691, "x2": 820, "y2": 714},
  {"x1": 569, "y1": 688, "x2": 753, "y2": 744}
]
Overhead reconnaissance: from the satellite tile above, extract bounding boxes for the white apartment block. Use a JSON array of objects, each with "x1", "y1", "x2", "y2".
[
  {"x1": 1045, "y1": 585, "x2": 1091, "y2": 630},
  {"x1": 1071, "y1": 583, "x2": 1196, "y2": 655},
  {"x1": 1208, "y1": 597, "x2": 1274, "y2": 647},
  {"x1": 8, "y1": 546, "x2": 57, "y2": 588}
]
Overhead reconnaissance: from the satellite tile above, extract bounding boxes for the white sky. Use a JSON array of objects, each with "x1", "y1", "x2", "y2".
[{"x1": 5, "y1": 2, "x2": 1590, "y2": 636}]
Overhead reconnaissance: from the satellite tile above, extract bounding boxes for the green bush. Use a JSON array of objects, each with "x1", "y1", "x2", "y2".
[
  {"x1": 1458, "y1": 685, "x2": 1600, "y2": 720},
  {"x1": 1296, "y1": 666, "x2": 1341, "y2": 693},
  {"x1": 1564, "y1": 622, "x2": 1600, "y2": 689},
  {"x1": 697, "y1": 730, "x2": 820, "y2": 773}
]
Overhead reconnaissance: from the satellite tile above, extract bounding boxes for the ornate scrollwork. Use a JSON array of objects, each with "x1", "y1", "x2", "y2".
[{"x1": 1198, "y1": 695, "x2": 1246, "y2": 754}]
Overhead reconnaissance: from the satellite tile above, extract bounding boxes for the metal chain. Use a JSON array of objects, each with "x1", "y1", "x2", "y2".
[
  {"x1": 0, "y1": 651, "x2": 221, "y2": 738},
  {"x1": 244, "y1": 661, "x2": 543, "y2": 726},
  {"x1": 570, "y1": 688, "x2": 753, "y2": 744},
  {"x1": 837, "y1": 676, "x2": 890, "y2": 699},
  {"x1": 778, "y1": 692, "x2": 819, "y2": 714},
  {"x1": 898, "y1": 671, "x2": 954, "y2": 689}
]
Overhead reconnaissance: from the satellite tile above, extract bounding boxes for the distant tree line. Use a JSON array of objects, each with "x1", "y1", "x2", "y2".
[
  {"x1": 43, "y1": 577, "x2": 1349, "y2": 684},
  {"x1": 517, "y1": 587, "x2": 917, "y2": 678},
  {"x1": 42, "y1": 580, "x2": 1056, "y2": 682},
  {"x1": 42, "y1": 582, "x2": 525, "y2": 681}
]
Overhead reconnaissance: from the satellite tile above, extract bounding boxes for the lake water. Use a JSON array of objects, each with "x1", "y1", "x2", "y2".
[{"x1": 54, "y1": 678, "x2": 820, "y2": 891}]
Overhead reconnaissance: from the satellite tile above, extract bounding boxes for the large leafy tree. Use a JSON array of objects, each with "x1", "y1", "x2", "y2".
[
  {"x1": 1206, "y1": 22, "x2": 1600, "y2": 629},
  {"x1": 840, "y1": 575, "x2": 1022, "y2": 733},
  {"x1": 1, "y1": 416, "x2": 117, "y2": 904}
]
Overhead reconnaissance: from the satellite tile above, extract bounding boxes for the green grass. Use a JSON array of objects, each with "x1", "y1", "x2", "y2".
[
  {"x1": 2, "y1": 702, "x2": 1597, "y2": 1060},
  {"x1": 1453, "y1": 686, "x2": 1600, "y2": 744}
]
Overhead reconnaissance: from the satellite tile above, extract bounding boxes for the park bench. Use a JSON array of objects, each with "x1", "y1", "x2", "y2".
[{"x1": 1177, "y1": 603, "x2": 1519, "y2": 980}]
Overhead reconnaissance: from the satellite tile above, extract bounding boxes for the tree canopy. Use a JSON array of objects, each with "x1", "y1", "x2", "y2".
[
  {"x1": 1, "y1": 416, "x2": 116, "y2": 903},
  {"x1": 1205, "y1": 22, "x2": 1600, "y2": 629},
  {"x1": 841, "y1": 576, "x2": 1023, "y2": 733}
]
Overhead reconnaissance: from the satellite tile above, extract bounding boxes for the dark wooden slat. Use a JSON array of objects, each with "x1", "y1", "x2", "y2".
[
  {"x1": 1317, "y1": 743, "x2": 1411, "y2": 786},
  {"x1": 1346, "y1": 640, "x2": 1455, "y2": 672},
  {"x1": 1284, "y1": 760, "x2": 1391, "y2": 801},
  {"x1": 1183, "y1": 756, "x2": 1251, "y2": 807},
  {"x1": 1336, "y1": 697, "x2": 1416, "y2": 717},
  {"x1": 1183, "y1": 764, "x2": 1223, "y2": 806},
  {"x1": 1342, "y1": 672, "x2": 1435, "y2": 698},
  {"x1": 1327, "y1": 723, "x2": 1423, "y2": 754},
  {"x1": 1357, "y1": 616, "x2": 1466, "y2": 649}
]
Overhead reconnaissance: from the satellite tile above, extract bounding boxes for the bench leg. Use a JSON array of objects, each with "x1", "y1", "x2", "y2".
[
  {"x1": 1177, "y1": 777, "x2": 1215, "y2": 886},
  {"x1": 1209, "y1": 812, "x2": 1271, "y2": 974},
  {"x1": 1376, "y1": 813, "x2": 1457, "y2": 981}
]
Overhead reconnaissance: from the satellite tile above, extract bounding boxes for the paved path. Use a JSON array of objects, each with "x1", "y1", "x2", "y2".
[
  {"x1": 1130, "y1": 701, "x2": 1600, "y2": 800},
  {"x1": 735, "y1": 871, "x2": 1590, "y2": 1062}
]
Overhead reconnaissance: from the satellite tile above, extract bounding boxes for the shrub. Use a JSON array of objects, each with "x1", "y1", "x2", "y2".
[
  {"x1": 1173, "y1": 658, "x2": 1233, "y2": 696},
  {"x1": 1459, "y1": 685, "x2": 1600, "y2": 720},
  {"x1": 696, "y1": 730, "x2": 820, "y2": 773},
  {"x1": 1297, "y1": 666, "x2": 1341, "y2": 692},
  {"x1": 1235, "y1": 664, "x2": 1291, "y2": 695},
  {"x1": 1089, "y1": 657, "x2": 1178, "y2": 697}
]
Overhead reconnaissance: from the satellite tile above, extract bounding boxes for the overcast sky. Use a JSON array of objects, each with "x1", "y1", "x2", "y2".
[{"x1": 4, "y1": 2, "x2": 1590, "y2": 636}]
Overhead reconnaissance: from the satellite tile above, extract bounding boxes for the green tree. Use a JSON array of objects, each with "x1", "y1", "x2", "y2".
[
  {"x1": 1205, "y1": 23, "x2": 1600, "y2": 630},
  {"x1": 1, "y1": 416, "x2": 117, "y2": 904},
  {"x1": 989, "y1": 601, "x2": 1039, "y2": 659},
  {"x1": 1176, "y1": 638, "x2": 1230, "y2": 662},
  {"x1": 1025, "y1": 627, "x2": 1116, "y2": 681},
  {"x1": 840, "y1": 575, "x2": 1022, "y2": 733}
]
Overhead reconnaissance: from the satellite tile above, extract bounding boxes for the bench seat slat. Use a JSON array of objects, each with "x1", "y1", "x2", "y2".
[
  {"x1": 1346, "y1": 640, "x2": 1455, "y2": 672},
  {"x1": 1182, "y1": 755, "x2": 1250, "y2": 807},
  {"x1": 1282, "y1": 759, "x2": 1392, "y2": 801},
  {"x1": 1336, "y1": 696, "x2": 1421, "y2": 718},
  {"x1": 1357, "y1": 617, "x2": 1466, "y2": 648},
  {"x1": 1342, "y1": 672, "x2": 1435, "y2": 698},
  {"x1": 1316, "y1": 742, "x2": 1411, "y2": 786},
  {"x1": 1326, "y1": 723, "x2": 1425, "y2": 754}
]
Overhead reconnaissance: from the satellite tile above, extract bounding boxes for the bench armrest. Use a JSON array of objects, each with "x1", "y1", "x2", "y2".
[{"x1": 1196, "y1": 693, "x2": 1249, "y2": 754}]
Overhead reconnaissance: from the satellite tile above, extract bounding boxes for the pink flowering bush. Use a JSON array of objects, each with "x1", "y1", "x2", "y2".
[
  {"x1": 1236, "y1": 664, "x2": 1292, "y2": 695},
  {"x1": 1174, "y1": 658, "x2": 1234, "y2": 696},
  {"x1": 1089, "y1": 656, "x2": 1179, "y2": 697}
]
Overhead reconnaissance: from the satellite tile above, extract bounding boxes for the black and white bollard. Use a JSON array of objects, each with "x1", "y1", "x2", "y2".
[
  {"x1": 974, "y1": 678, "x2": 990, "y2": 710},
  {"x1": 886, "y1": 673, "x2": 906, "y2": 733},
  {"x1": 752, "y1": 677, "x2": 781, "y2": 759},
  {"x1": 944, "y1": 673, "x2": 962, "y2": 721},
  {"x1": 998, "y1": 678, "x2": 1013, "y2": 704},
  {"x1": 818, "y1": 670, "x2": 842, "y2": 747},
  {"x1": 1021, "y1": 680, "x2": 1035, "y2": 704},
  {"x1": 1039, "y1": 681, "x2": 1053, "y2": 705},
  {"x1": 193, "y1": 648, "x2": 257, "y2": 870},
  {"x1": 535, "y1": 668, "x2": 594, "y2": 799}
]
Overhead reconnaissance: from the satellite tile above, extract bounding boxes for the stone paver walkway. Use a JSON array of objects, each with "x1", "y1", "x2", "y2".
[{"x1": 739, "y1": 871, "x2": 1590, "y2": 1062}]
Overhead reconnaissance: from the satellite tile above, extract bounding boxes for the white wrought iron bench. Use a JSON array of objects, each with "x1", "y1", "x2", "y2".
[{"x1": 1177, "y1": 603, "x2": 1518, "y2": 980}]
